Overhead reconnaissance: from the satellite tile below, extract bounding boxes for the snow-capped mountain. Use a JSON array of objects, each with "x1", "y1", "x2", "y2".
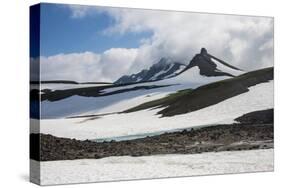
[
  {"x1": 115, "y1": 48, "x2": 243, "y2": 85},
  {"x1": 114, "y1": 58, "x2": 186, "y2": 84}
]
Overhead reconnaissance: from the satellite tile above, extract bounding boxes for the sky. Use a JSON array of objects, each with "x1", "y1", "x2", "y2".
[{"x1": 33, "y1": 3, "x2": 274, "y2": 82}]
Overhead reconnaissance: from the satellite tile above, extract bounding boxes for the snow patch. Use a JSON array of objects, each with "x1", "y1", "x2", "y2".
[{"x1": 35, "y1": 149, "x2": 273, "y2": 185}]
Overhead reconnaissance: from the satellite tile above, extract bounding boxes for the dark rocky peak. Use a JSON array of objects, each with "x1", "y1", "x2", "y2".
[
  {"x1": 200, "y1": 48, "x2": 208, "y2": 55},
  {"x1": 183, "y1": 48, "x2": 241, "y2": 77},
  {"x1": 188, "y1": 48, "x2": 214, "y2": 68}
]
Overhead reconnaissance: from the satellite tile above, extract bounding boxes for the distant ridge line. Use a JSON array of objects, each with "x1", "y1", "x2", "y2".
[{"x1": 30, "y1": 80, "x2": 113, "y2": 85}]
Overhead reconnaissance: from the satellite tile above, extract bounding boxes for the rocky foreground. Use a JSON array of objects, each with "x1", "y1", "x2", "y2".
[{"x1": 30, "y1": 109, "x2": 273, "y2": 161}]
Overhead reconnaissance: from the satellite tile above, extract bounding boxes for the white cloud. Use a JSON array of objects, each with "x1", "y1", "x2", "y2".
[
  {"x1": 46, "y1": 6, "x2": 273, "y2": 82},
  {"x1": 40, "y1": 52, "x2": 101, "y2": 81},
  {"x1": 40, "y1": 49, "x2": 138, "y2": 82},
  {"x1": 103, "y1": 8, "x2": 273, "y2": 71},
  {"x1": 100, "y1": 48, "x2": 138, "y2": 79}
]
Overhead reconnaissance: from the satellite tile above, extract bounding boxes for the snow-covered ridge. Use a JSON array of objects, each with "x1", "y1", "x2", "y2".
[{"x1": 102, "y1": 66, "x2": 229, "y2": 94}]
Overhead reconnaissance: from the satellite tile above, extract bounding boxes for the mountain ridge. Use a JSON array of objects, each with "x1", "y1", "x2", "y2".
[{"x1": 115, "y1": 48, "x2": 243, "y2": 84}]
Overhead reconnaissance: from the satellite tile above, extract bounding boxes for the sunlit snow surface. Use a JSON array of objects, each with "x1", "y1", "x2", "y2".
[
  {"x1": 40, "y1": 81, "x2": 273, "y2": 140},
  {"x1": 32, "y1": 149, "x2": 273, "y2": 185}
]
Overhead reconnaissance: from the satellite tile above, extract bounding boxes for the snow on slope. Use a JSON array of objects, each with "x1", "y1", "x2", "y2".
[
  {"x1": 168, "y1": 64, "x2": 186, "y2": 76},
  {"x1": 40, "y1": 80, "x2": 273, "y2": 140},
  {"x1": 150, "y1": 65, "x2": 172, "y2": 80},
  {"x1": 211, "y1": 58, "x2": 244, "y2": 76},
  {"x1": 41, "y1": 90, "x2": 171, "y2": 118},
  {"x1": 101, "y1": 66, "x2": 229, "y2": 94},
  {"x1": 33, "y1": 149, "x2": 273, "y2": 185},
  {"x1": 41, "y1": 67, "x2": 230, "y2": 118}
]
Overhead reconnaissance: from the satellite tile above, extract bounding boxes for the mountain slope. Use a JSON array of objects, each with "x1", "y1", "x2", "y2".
[
  {"x1": 124, "y1": 67, "x2": 273, "y2": 117},
  {"x1": 115, "y1": 58, "x2": 186, "y2": 84},
  {"x1": 40, "y1": 65, "x2": 231, "y2": 118}
]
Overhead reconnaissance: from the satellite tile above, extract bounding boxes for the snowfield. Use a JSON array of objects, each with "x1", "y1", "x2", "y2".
[
  {"x1": 41, "y1": 67, "x2": 230, "y2": 118},
  {"x1": 32, "y1": 149, "x2": 273, "y2": 185},
  {"x1": 41, "y1": 86, "x2": 174, "y2": 119},
  {"x1": 40, "y1": 80, "x2": 273, "y2": 140}
]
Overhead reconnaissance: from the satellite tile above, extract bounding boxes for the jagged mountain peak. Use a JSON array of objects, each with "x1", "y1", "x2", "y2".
[
  {"x1": 200, "y1": 47, "x2": 208, "y2": 55},
  {"x1": 114, "y1": 58, "x2": 186, "y2": 84}
]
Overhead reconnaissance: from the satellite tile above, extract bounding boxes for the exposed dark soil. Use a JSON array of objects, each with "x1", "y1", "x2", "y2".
[
  {"x1": 235, "y1": 109, "x2": 273, "y2": 124},
  {"x1": 30, "y1": 109, "x2": 273, "y2": 161}
]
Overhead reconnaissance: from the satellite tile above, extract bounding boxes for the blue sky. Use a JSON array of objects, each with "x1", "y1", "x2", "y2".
[{"x1": 40, "y1": 3, "x2": 151, "y2": 56}]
